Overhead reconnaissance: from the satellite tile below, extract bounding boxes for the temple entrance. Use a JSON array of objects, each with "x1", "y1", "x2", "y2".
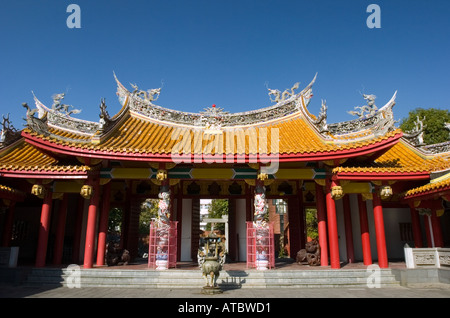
[
  {"x1": 200, "y1": 199, "x2": 229, "y2": 259},
  {"x1": 178, "y1": 197, "x2": 249, "y2": 263}
]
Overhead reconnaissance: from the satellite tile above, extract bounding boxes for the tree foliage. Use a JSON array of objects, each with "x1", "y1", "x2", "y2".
[
  {"x1": 207, "y1": 199, "x2": 228, "y2": 232},
  {"x1": 400, "y1": 108, "x2": 450, "y2": 145},
  {"x1": 305, "y1": 208, "x2": 318, "y2": 240},
  {"x1": 139, "y1": 199, "x2": 159, "y2": 235}
]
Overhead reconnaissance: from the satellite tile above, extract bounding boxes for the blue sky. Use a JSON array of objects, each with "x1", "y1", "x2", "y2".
[{"x1": 1, "y1": 0, "x2": 449, "y2": 128}]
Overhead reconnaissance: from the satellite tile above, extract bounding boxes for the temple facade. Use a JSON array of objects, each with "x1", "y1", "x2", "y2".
[{"x1": 0, "y1": 74, "x2": 449, "y2": 270}]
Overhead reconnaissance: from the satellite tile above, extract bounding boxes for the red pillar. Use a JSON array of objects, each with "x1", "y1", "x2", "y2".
[
  {"x1": 83, "y1": 179, "x2": 100, "y2": 269},
  {"x1": 343, "y1": 195, "x2": 355, "y2": 263},
  {"x1": 53, "y1": 193, "x2": 68, "y2": 265},
  {"x1": 35, "y1": 188, "x2": 53, "y2": 267},
  {"x1": 325, "y1": 179, "x2": 340, "y2": 269},
  {"x1": 372, "y1": 192, "x2": 388, "y2": 268},
  {"x1": 431, "y1": 209, "x2": 444, "y2": 248},
  {"x1": 315, "y1": 182, "x2": 328, "y2": 266},
  {"x1": 409, "y1": 206, "x2": 423, "y2": 248},
  {"x1": 1, "y1": 201, "x2": 16, "y2": 247},
  {"x1": 96, "y1": 182, "x2": 111, "y2": 266},
  {"x1": 358, "y1": 195, "x2": 372, "y2": 265}
]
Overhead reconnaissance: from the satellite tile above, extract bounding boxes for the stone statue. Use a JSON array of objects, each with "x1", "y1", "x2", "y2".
[
  {"x1": 105, "y1": 241, "x2": 130, "y2": 266},
  {"x1": 296, "y1": 239, "x2": 321, "y2": 266}
]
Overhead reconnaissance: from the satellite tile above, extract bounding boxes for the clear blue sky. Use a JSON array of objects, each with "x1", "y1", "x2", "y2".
[{"x1": 1, "y1": 0, "x2": 449, "y2": 128}]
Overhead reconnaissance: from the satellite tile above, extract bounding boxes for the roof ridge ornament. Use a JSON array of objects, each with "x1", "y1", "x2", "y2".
[
  {"x1": 326, "y1": 91, "x2": 398, "y2": 140},
  {"x1": 51, "y1": 93, "x2": 82, "y2": 117},
  {"x1": 312, "y1": 100, "x2": 328, "y2": 133},
  {"x1": 98, "y1": 98, "x2": 112, "y2": 133},
  {"x1": 403, "y1": 115, "x2": 426, "y2": 146},
  {"x1": 348, "y1": 93, "x2": 378, "y2": 118},
  {"x1": 200, "y1": 104, "x2": 227, "y2": 133},
  {"x1": 0, "y1": 113, "x2": 21, "y2": 147},
  {"x1": 266, "y1": 82, "x2": 300, "y2": 104},
  {"x1": 115, "y1": 73, "x2": 317, "y2": 127},
  {"x1": 130, "y1": 82, "x2": 162, "y2": 104},
  {"x1": 22, "y1": 102, "x2": 49, "y2": 136}
]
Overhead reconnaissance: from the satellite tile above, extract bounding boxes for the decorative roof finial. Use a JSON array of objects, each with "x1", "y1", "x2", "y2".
[
  {"x1": 52, "y1": 93, "x2": 82, "y2": 117},
  {"x1": 348, "y1": 93, "x2": 378, "y2": 118}
]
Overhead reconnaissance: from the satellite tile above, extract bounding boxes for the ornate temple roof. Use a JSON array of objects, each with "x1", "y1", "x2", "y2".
[
  {"x1": 403, "y1": 170, "x2": 450, "y2": 200},
  {"x1": 1, "y1": 74, "x2": 449, "y2": 184},
  {"x1": 15, "y1": 74, "x2": 403, "y2": 163},
  {"x1": 0, "y1": 139, "x2": 90, "y2": 179},
  {"x1": 333, "y1": 138, "x2": 450, "y2": 180}
]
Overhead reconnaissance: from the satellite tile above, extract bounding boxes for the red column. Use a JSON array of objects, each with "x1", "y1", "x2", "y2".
[
  {"x1": 358, "y1": 195, "x2": 372, "y2": 265},
  {"x1": 315, "y1": 182, "x2": 328, "y2": 266},
  {"x1": 84, "y1": 179, "x2": 100, "y2": 269},
  {"x1": 1, "y1": 201, "x2": 16, "y2": 247},
  {"x1": 96, "y1": 182, "x2": 111, "y2": 266},
  {"x1": 431, "y1": 209, "x2": 444, "y2": 247},
  {"x1": 409, "y1": 206, "x2": 423, "y2": 248},
  {"x1": 325, "y1": 179, "x2": 340, "y2": 269},
  {"x1": 343, "y1": 195, "x2": 355, "y2": 263},
  {"x1": 53, "y1": 193, "x2": 68, "y2": 265},
  {"x1": 35, "y1": 188, "x2": 53, "y2": 267},
  {"x1": 372, "y1": 192, "x2": 388, "y2": 268}
]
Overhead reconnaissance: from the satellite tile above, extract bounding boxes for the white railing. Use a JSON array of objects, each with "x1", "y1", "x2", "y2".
[{"x1": 404, "y1": 246, "x2": 450, "y2": 269}]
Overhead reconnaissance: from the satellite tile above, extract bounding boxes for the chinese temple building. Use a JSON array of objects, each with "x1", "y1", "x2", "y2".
[{"x1": 0, "y1": 74, "x2": 449, "y2": 270}]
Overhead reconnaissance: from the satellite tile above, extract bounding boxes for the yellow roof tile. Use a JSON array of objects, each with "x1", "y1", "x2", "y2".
[{"x1": 24, "y1": 114, "x2": 402, "y2": 159}]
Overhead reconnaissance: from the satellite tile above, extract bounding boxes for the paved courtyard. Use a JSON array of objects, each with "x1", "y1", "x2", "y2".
[{"x1": 1, "y1": 282, "x2": 450, "y2": 299}]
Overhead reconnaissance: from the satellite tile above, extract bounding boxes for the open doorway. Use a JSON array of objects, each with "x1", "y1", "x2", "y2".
[{"x1": 199, "y1": 199, "x2": 229, "y2": 254}]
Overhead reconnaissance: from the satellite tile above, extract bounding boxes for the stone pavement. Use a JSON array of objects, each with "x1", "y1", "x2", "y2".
[{"x1": 1, "y1": 283, "x2": 450, "y2": 298}]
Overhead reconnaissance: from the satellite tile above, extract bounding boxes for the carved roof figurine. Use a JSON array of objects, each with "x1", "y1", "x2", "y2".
[
  {"x1": 267, "y1": 82, "x2": 300, "y2": 104},
  {"x1": 200, "y1": 104, "x2": 228, "y2": 132},
  {"x1": 22, "y1": 102, "x2": 49, "y2": 137},
  {"x1": 51, "y1": 93, "x2": 82, "y2": 116},
  {"x1": 0, "y1": 113, "x2": 21, "y2": 147},
  {"x1": 348, "y1": 93, "x2": 378, "y2": 118},
  {"x1": 312, "y1": 99, "x2": 328, "y2": 133},
  {"x1": 130, "y1": 83, "x2": 161, "y2": 104},
  {"x1": 403, "y1": 115, "x2": 426, "y2": 146},
  {"x1": 98, "y1": 98, "x2": 112, "y2": 132}
]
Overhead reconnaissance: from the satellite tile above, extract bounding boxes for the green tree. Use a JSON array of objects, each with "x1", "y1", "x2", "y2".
[
  {"x1": 108, "y1": 207, "x2": 123, "y2": 234},
  {"x1": 139, "y1": 199, "x2": 159, "y2": 235},
  {"x1": 400, "y1": 108, "x2": 450, "y2": 145},
  {"x1": 207, "y1": 199, "x2": 228, "y2": 232},
  {"x1": 305, "y1": 208, "x2": 318, "y2": 240}
]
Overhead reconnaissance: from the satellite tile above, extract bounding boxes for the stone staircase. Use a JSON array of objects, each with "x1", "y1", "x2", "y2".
[{"x1": 21, "y1": 267, "x2": 401, "y2": 289}]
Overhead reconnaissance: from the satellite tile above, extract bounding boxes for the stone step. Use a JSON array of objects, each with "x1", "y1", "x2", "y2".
[{"x1": 23, "y1": 267, "x2": 401, "y2": 289}]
